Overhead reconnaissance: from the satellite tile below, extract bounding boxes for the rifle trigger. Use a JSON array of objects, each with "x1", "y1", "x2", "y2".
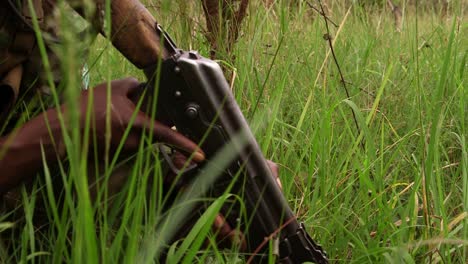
[{"x1": 158, "y1": 144, "x2": 198, "y2": 176}]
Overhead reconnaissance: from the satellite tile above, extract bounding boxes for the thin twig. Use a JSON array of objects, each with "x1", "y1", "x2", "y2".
[
  {"x1": 246, "y1": 216, "x2": 297, "y2": 264},
  {"x1": 305, "y1": 1, "x2": 338, "y2": 28},
  {"x1": 310, "y1": 0, "x2": 363, "y2": 147}
]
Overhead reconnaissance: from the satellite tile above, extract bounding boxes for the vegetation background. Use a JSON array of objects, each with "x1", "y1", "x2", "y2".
[{"x1": 0, "y1": 0, "x2": 466, "y2": 263}]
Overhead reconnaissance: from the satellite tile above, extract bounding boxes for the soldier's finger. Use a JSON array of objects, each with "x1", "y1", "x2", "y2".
[
  {"x1": 134, "y1": 112, "x2": 205, "y2": 162},
  {"x1": 266, "y1": 160, "x2": 282, "y2": 189},
  {"x1": 172, "y1": 151, "x2": 191, "y2": 169},
  {"x1": 212, "y1": 214, "x2": 246, "y2": 250}
]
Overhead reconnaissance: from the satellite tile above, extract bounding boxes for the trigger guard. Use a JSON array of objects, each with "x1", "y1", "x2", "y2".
[{"x1": 158, "y1": 144, "x2": 198, "y2": 176}]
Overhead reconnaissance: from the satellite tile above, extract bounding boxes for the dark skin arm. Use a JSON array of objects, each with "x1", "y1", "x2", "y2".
[
  {"x1": 0, "y1": 105, "x2": 64, "y2": 194},
  {"x1": 0, "y1": 78, "x2": 204, "y2": 195},
  {"x1": 0, "y1": 0, "x2": 182, "y2": 194}
]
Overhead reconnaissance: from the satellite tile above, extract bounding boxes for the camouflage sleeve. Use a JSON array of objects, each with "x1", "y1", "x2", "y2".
[{"x1": 68, "y1": 0, "x2": 169, "y2": 69}]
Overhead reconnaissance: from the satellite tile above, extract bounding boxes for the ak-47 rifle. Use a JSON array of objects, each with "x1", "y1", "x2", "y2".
[{"x1": 143, "y1": 25, "x2": 328, "y2": 264}]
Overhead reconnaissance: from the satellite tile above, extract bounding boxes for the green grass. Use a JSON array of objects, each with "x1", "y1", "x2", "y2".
[{"x1": 1, "y1": 1, "x2": 466, "y2": 263}]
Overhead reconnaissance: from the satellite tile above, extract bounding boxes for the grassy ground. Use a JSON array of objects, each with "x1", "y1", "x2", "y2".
[{"x1": 1, "y1": 1, "x2": 466, "y2": 263}]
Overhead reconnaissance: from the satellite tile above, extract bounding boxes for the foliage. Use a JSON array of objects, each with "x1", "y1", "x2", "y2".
[{"x1": 0, "y1": 0, "x2": 466, "y2": 263}]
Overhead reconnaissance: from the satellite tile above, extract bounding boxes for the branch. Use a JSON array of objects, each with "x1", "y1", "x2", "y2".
[{"x1": 308, "y1": 0, "x2": 363, "y2": 147}]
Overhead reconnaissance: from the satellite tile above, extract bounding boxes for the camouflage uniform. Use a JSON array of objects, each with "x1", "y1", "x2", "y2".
[{"x1": 0, "y1": 0, "x2": 55, "y2": 124}]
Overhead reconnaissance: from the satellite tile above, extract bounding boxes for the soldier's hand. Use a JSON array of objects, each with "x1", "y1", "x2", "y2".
[
  {"x1": 0, "y1": 77, "x2": 205, "y2": 194},
  {"x1": 80, "y1": 78, "x2": 204, "y2": 161}
]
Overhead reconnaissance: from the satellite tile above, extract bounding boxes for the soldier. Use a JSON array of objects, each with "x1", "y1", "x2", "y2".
[
  {"x1": 0, "y1": 0, "x2": 281, "y2": 257},
  {"x1": 0, "y1": 0, "x2": 205, "y2": 198}
]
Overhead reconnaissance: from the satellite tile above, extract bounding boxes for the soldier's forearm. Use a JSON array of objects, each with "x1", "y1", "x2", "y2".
[
  {"x1": 107, "y1": 0, "x2": 171, "y2": 67},
  {"x1": 0, "y1": 109, "x2": 64, "y2": 194}
]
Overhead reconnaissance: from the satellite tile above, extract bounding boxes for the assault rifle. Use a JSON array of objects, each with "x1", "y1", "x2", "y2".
[{"x1": 143, "y1": 25, "x2": 328, "y2": 264}]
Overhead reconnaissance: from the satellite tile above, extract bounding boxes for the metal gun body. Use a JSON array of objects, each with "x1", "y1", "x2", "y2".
[{"x1": 150, "y1": 50, "x2": 327, "y2": 264}]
